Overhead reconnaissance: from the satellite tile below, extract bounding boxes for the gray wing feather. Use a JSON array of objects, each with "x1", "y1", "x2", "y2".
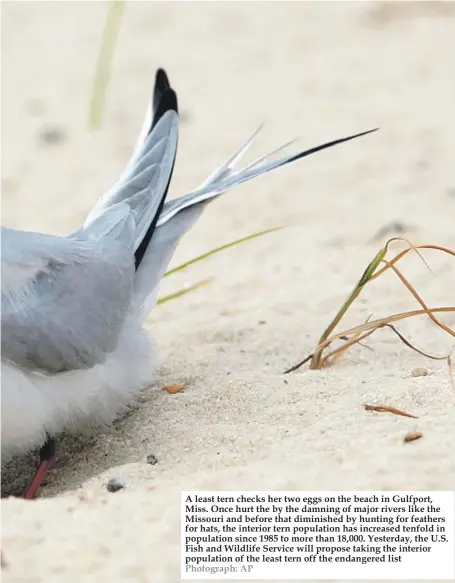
[
  {"x1": 75, "y1": 202, "x2": 136, "y2": 247},
  {"x1": 84, "y1": 110, "x2": 179, "y2": 251},
  {"x1": 1, "y1": 227, "x2": 135, "y2": 374}
]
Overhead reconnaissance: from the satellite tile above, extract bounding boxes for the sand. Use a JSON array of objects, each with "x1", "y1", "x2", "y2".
[{"x1": 1, "y1": 2, "x2": 454, "y2": 582}]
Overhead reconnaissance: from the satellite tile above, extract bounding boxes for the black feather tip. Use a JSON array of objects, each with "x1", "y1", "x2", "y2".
[
  {"x1": 135, "y1": 70, "x2": 179, "y2": 269},
  {"x1": 153, "y1": 68, "x2": 171, "y2": 113},
  {"x1": 149, "y1": 68, "x2": 178, "y2": 133},
  {"x1": 287, "y1": 128, "x2": 379, "y2": 165},
  {"x1": 155, "y1": 68, "x2": 171, "y2": 95}
]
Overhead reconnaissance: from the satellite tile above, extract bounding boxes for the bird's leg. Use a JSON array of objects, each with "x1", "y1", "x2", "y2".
[{"x1": 24, "y1": 436, "x2": 56, "y2": 499}]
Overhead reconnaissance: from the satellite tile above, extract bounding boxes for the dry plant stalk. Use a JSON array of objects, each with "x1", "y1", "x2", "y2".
[
  {"x1": 286, "y1": 239, "x2": 455, "y2": 375},
  {"x1": 363, "y1": 404, "x2": 418, "y2": 419},
  {"x1": 403, "y1": 432, "x2": 423, "y2": 443}
]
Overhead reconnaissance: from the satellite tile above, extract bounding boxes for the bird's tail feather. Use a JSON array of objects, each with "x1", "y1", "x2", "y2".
[
  {"x1": 131, "y1": 125, "x2": 282, "y2": 315},
  {"x1": 157, "y1": 128, "x2": 377, "y2": 227},
  {"x1": 133, "y1": 125, "x2": 377, "y2": 317},
  {"x1": 80, "y1": 67, "x2": 377, "y2": 317},
  {"x1": 83, "y1": 69, "x2": 179, "y2": 269},
  {"x1": 130, "y1": 128, "x2": 267, "y2": 316}
]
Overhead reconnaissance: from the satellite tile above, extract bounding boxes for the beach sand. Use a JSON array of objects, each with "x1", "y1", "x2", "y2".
[{"x1": 1, "y1": 2, "x2": 454, "y2": 581}]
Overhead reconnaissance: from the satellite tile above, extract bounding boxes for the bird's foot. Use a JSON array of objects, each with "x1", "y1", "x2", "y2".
[{"x1": 24, "y1": 437, "x2": 56, "y2": 499}]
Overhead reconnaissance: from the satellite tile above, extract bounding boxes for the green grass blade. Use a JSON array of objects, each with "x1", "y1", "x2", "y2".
[
  {"x1": 88, "y1": 0, "x2": 126, "y2": 130},
  {"x1": 157, "y1": 279, "x2": 212, "y2": 305},
  {"x1": 310, "y1": 244, "x2": 388, "y2": 369},
  {"x1": 357, "y1": 246, "x2": 387, "y2": 287},
  {"x1": 164, "y1": 226, "x2": 285, "y2": 277}
]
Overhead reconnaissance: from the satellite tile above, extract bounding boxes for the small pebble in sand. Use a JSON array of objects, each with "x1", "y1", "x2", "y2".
[
  {"x1": 412, "y1": 367, "x2": 428, "y2": 377},
  {"x1": 106, "y1": 478, "x2": 125, "y2": 493},
  {"x1": 146, "y1": 454, "x2": 158, "y2": 465}
]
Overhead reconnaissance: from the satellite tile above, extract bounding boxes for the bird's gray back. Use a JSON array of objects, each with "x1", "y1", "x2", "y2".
[{"x1": 1, "y1": 236, "x2": 135, "y2": 374}]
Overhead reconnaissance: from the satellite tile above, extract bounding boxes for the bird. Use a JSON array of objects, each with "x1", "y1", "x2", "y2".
[{"x1": 1, "y1": 68, "x2": 377, "y2": 498}]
